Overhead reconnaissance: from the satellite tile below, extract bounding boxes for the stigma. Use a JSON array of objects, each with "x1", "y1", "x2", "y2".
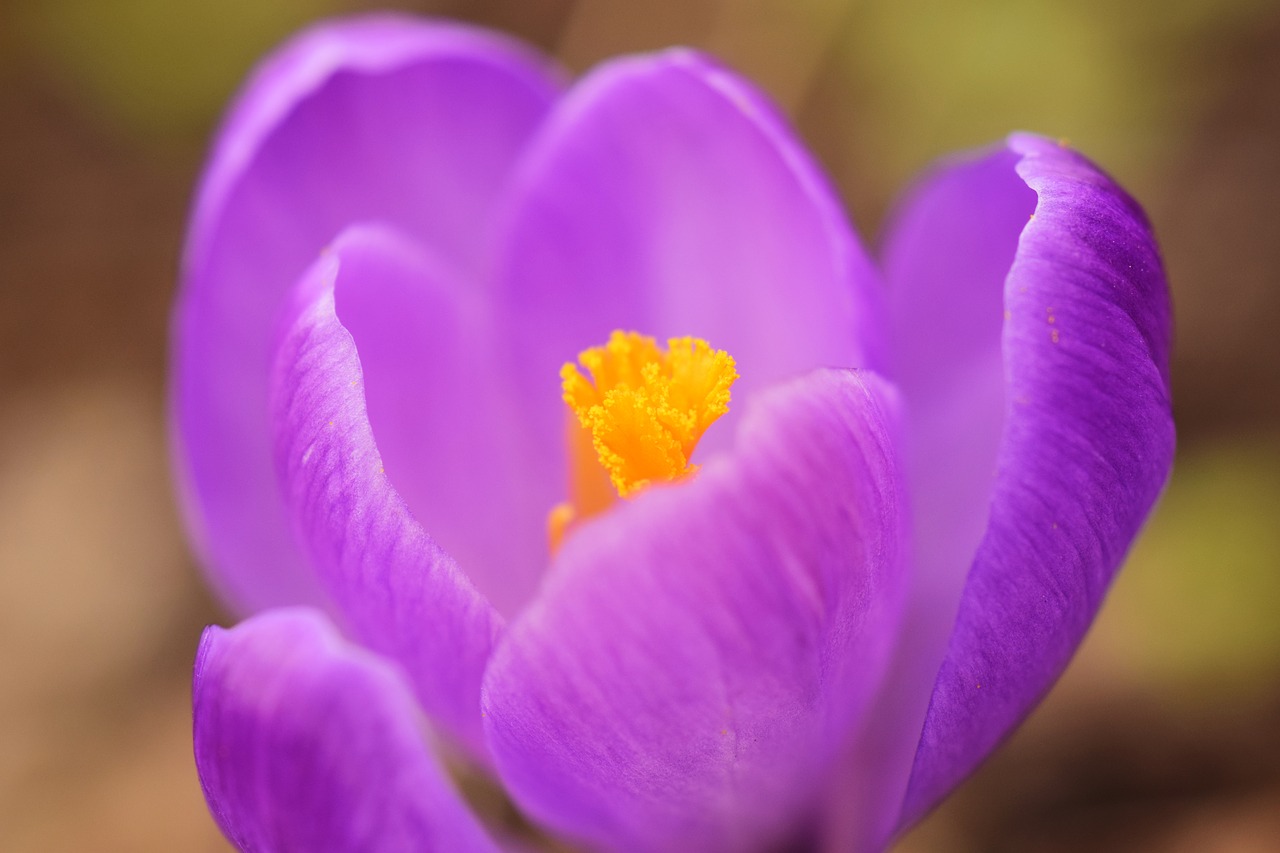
[{"x1": 549, "y1": 331, "x2": 738, "y2": 550}]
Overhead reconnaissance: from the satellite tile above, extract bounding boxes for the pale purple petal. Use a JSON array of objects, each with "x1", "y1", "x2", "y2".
[
  {"x1": 270, "y1": 225, "x2": 506, "y2": 757},
  {"x1": 194, "y1": 608, "x2": 499, "y2": 853},
  {"x1": 490, "y1": 49, "x2": 885, "y2": 479},
  {"x1": 482, "y1": 369, "x2": 909, "y2": 852},
  {"x1": 885, "y1": 135, "x2": 1174, "y2": 826},
  {"x1": 172, "y1": 14, "x2": 562, "y2": 614},
  {"x1": 886, "y1": 147, "x2": 1034, "y2": 596}
]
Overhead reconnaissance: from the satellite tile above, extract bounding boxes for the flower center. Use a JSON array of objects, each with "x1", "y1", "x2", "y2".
[{"x1": 548, "y1": 330, "x2": 738, "y2": 550}]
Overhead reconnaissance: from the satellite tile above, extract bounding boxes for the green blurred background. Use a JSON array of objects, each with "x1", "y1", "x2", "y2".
[{"x1": 2, "y1": 0, "x2": 1278, "y2": 849}]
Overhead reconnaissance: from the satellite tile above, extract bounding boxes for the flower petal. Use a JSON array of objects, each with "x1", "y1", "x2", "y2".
[
  {"x1": 490, "y1": 49, "x2": 885, "y2": 476},
  {"x1": 172, "y1": 14, "x2": 562, "y2": 614},
  {"x1": 821, "y1": 144, "x2": 1038, "y2": 849},
  {"x1": 332, "y1": 222, "x2": 551, "y2": 618},
  {"x1": 881, "y1": 135, "x2": 1174, "y2": 827},
  {"x1": 482, "y1": 369, "x2": 909, "y2": 852},
  {"x1": 270, "y1": 225, "x2": 505, "y2": 757},
  {"x1": 194, "y1": 608, "x2": 499, "y2": 853}
]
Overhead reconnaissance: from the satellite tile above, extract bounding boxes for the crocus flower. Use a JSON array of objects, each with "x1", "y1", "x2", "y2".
[{"x1": 174, "y1": 14, "x2": 1174, "y2": 853}]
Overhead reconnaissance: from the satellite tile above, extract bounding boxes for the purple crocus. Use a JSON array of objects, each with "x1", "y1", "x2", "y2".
[{"x1": 174, "y1": 15, "x2": 1174, "y2": 853}]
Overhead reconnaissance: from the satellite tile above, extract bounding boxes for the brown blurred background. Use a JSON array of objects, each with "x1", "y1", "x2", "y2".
[{"x1": 2, "y1": 1, "x2": 1278, "y2": 850}]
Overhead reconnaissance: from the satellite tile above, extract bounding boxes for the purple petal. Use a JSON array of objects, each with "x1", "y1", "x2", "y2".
[
  {"x1": 490, "y1": 49, "x2": 885, "y2": 475},
  {"x1": 882, "y1": 135, "x2": 1174, "y2": 827},
  {"x1": 821, "y1": 145, "x2": 1038, "y2": 849},
  {"x1": 193, "y1": 608, "x2": 499, "y2": 853},
  {"x1": 172, "y1": 14, "x2": 562, "y2": 614},
  {"x1": 482, "y1": 369, "x2": 909, "y2": 852},
  {"x1": 333, "y1": 223, "x2": 551, "y2": 618},
  {"x1": 270, "y1": 225, "x2": 506, "y2": 757}
]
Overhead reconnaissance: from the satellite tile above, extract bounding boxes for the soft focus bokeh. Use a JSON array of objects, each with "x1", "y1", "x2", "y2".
[{"x1": 2, "y1": 1, "x2": 1278, "y2": 849}]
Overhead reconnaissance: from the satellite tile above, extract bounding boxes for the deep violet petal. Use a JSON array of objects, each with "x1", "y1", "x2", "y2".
[{"x1": 887, "y1": 135, "x2": 1174, "y2": 829}]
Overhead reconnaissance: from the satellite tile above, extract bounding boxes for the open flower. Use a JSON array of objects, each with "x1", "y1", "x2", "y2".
[{"x1": 174, "y1": 15, "x2": 1174, "y2": 852}]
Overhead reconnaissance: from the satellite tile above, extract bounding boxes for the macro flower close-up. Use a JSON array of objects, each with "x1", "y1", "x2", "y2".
[{"x1": 171, "y1": 13, "x2": 1174, "y2": 853}]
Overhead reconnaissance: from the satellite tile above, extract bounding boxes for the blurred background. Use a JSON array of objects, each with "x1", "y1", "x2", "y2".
[{"x1": 1, "y1": 0, "x2": 1278, "y2": 850}]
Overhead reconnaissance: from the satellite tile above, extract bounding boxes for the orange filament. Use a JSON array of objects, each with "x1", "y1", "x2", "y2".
[{"x1": 548, "y1": 331, "x2": 738, "y2": 550}]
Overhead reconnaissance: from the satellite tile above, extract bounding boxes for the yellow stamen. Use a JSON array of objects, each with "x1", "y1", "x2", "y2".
[{"x1": 548, "y1": 331, "x2": 737, "y2": 550}]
